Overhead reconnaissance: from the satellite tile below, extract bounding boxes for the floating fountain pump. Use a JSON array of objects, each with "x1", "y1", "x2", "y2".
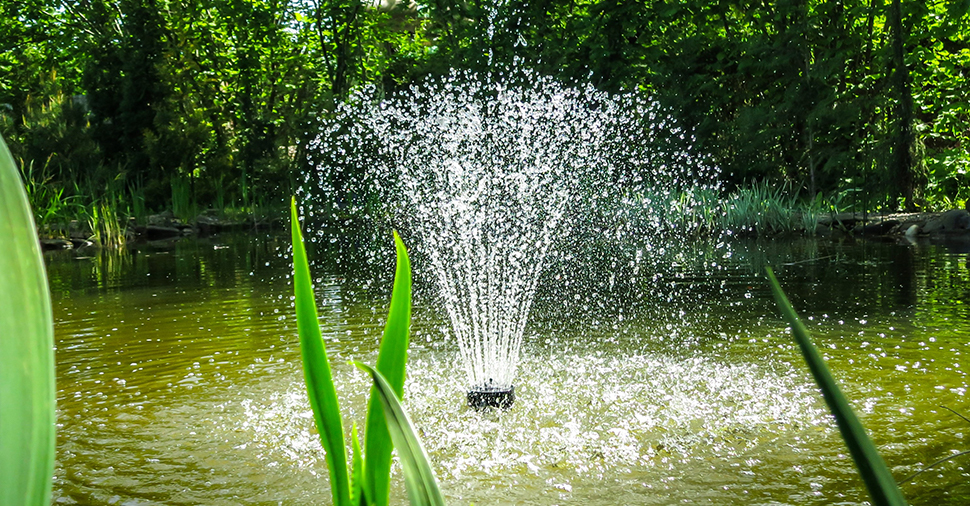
[{"x1": 467, "y1": 379, "x2": 515, "y2": 410}]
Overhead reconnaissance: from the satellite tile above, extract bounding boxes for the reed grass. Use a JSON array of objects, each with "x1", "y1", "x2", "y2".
[
  {"x1": 652, "y1": 183, "x2": 835, "y2": 238},
  {"x1": 766, "y1": 268, "x2": 908, "y2": 506},
  {"x1": 721, "y1": 181, "x2": 799, "y2": 235},
  {"x1": 88, "y1": 199, "x2": 126, "y2": 249},
  {"x1": 19, "y1": 158, "x2": 82, "y2": 235},
  {"x1": 290, "y1": 197, "x2": 442, "y2": 506},
  {"x1": 172, "y1": 175, "x2": 195, "y2": 221},
  {"x1": 0, "y1": 134, "x2": 56, "y2": 505}
]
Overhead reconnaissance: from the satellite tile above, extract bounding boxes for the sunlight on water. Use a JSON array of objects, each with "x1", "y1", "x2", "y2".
[
  {"x1": 47, "y1": 236, "x2": 970, "y2": 504},
  {"x1": 232, "y1": 336, "x2": 827, "y2": 504}
]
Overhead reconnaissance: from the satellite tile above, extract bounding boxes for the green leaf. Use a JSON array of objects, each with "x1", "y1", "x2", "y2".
[
  {"x1": 355, "y1": 363, "x2": 445, "y2": 506},
  {"x1": 364, "y1": 231, "x2": 412, "y2": 506},
  {"x1": 290, "y1": 197, "x2": 351, "y2": 506},
  {"x1": 0, "y1": 134, "x2": 56, "y2": 506},
  {"x1": 351, "y1": 424, "x2": 368, "y2": 506},
  {"x1": 766, "y1": 268, "x2": 908, "y2": 506}
]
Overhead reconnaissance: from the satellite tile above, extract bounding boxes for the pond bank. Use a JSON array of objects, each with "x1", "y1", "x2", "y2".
[
  {"x1": 35, "y1": 206, "x2": 970, "y2": 251},
  {"x1": 816, "y1": 207, "x2": 970, "y2": 239},
  {"x1": 37, "y1": 209, "x2": 283, "y2": 251}
]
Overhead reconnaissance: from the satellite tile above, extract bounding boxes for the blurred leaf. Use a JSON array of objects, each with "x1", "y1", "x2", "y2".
[
  {"x1": 290, "y1": 197, "x2": 352, "y2": 506},
  {"x1": 356, "y1": 363, "x2": 445, "y2": 506},
  {"x1": 766, "y1": 267, "x2": 908, "y2": 506},
  {"x1": 0, "y1": 134, "x2": 56, "y2": 505},
  {"x1": 947, "y1": 0, "x2": 970, "y2": 21}
]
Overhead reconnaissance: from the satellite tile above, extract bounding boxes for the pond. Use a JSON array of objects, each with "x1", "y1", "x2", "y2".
[{"x1": 47, "y1": 232, "x2": 970, "y2": 505}]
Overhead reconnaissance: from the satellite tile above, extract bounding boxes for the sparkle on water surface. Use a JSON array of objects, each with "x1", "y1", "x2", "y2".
[{"x1": 46, "y1": 235, "x2": 970, "y2": 504}]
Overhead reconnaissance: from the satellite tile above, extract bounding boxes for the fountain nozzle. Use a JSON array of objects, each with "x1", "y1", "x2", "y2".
[{"x1": 467, "y1": 383, "x2": 515, "y2": 410}]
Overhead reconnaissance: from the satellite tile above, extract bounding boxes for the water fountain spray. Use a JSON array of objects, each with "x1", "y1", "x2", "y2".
[{"x1": 308, "y1": 70, "x2": 712, "y2": 409}]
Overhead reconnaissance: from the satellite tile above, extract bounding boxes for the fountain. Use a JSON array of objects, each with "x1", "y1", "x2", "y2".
[{"x1": 305, "y1": 69, "x2": 715, "y2": 409}]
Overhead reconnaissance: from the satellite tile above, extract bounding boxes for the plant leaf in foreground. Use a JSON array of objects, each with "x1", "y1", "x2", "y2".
[
  {"x1": 351, "y1": 424, "x2": 368, "y2": 506},
  {"x1": 766, "y1": 267, "x2": 907, "y2": 506},
  {"x1": 355, "y1": 363, "x2": 445, "y2": 506},
  {"x1": 0, "y1": 134, "x2": 56, "y2": 506},
  {"x1": 291, "y1": 197, "x2": 351, "y2": 506},
  {"x1": 364, "y1": 230, "x2": 412, "y2": 506}
]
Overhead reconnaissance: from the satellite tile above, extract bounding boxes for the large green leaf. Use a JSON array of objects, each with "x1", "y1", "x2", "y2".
[
  {"x1": 766, "y1": 267, "x2": 908, "y2": 506},
  {"x1": 356, "y1": 363, "x2": 445, "y2": 506},
  {"x1": 364, "y1": 231, "x2": 412, "y2": 506},
  {"x1": 290, "y1": 198, "x2": 351, "y2": 506},
  {"x1": 0, "y1": 135, "x2": 56, "y2": 505}
]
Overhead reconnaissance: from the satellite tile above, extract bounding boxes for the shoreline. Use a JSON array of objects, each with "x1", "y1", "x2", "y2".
[
  {"x1": 37, "y1": 209, "x2": 283, "y2": 251},
  {"x1": 37, "y1": 207, "x2": 970, "y2": 251},
  {"x1": 815, "y1": 209, "x2": 970, "y2": 239}
]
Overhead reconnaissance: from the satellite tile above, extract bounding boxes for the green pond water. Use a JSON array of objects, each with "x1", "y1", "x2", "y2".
[{"x1": 46, "y1": 232, "x2": 970, "y2": 505}]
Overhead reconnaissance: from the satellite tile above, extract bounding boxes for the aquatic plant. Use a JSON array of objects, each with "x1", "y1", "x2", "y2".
[
  {"x1": 766, "y1": 267, "x2": 908, "y2": 506},
  {"x1": 88, "y1": 199, "x2": 126, "y2": 249},
  {"x1": 720, "y1": 181, "x2": 798, "y2": 236},
  {"x1": 0, "y1": 135, "x2": 56, "y2": 505},
  {"x1": 290, "y1": 197, "x2": 443, "y2": 506},
  {"x1": 172, "y1": 175, "x2": 195, "y2": 221},
  {"x1": 19, "y1": 158, "x2": 82, "y2": 236}
]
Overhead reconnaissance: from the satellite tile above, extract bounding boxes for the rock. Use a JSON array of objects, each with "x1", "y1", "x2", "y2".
[
  {"x1": 195, "y1": 211, "x2": 249, "y2": 235},
  {"x1": 147, "y1": 211, "x2": 177, "y2": 228},
  {"x1": 40, "y1": 238, "x2": 73, "y2": 250},
  {"x1": 853, "y1": 220, "x2": 899, "y2": 236},
  {"x1": 144, "y1": 226, "x2": 182, "y2": 240},
  {"x1": 905, "y1": 224, "x2": 919, "y2": 238},
  {"x1": 922, "y1": 209, "x2": 970, "y2": 234}
]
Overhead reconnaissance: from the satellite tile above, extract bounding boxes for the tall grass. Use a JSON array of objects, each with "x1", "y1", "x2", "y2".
[
  {"x1": 172, "y1": 175, "x2": 195, "y2": 221},
  {"x1": 767, "y1": 268, "x2": 908, "y2": 506},
  {"x1": 128, "y1": 183, "x2": 147, "y2": 224},
  {"x1": 88, "y1": 200, "x2": 126, "y2": 250},
  {"x1": 19, "y1": 158, "x2": 81, "y2": 236},
  {"x1": 0, "y1": 134, "x2": 56, "y2": 505},
  {"x1": 652, "y1": 183, "x2": 836, "y2": 238},
  {"x1": 721, "y1": 181, "x2": 800, "y2": 235},
  {"x1": 290, "y1": 197, "x2": 443, "y2": 506}
]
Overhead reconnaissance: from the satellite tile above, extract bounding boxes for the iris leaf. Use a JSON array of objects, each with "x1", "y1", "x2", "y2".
[
  {"x1": 290, "y1": 197, "x2": 351, "y2": 506},
  {"x1": 766, "y1": 267, "x2": 907, "y2": 506},
  {"x1": 364, "y1": 230, "x2": 412, "y2": 506},
  {"x1": 0, "y1": 135, "x2": 56, "y2": 506},
  {"x1": 356, "y1": 363, "x2": 445, "y2": 506}
]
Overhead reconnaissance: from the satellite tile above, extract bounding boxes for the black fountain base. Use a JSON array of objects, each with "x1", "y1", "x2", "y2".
[{"x1": 467, "y1": 385, "x2": 515, "y2": 410}]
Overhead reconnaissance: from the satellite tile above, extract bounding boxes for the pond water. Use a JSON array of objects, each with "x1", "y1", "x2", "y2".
[{"x1": 47, "y1": 232, "x2": 970, "y2": 505}]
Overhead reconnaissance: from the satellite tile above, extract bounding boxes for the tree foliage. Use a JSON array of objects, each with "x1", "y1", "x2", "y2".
[{"x1": 1, "y1": 0, "x2": 968, "y2": 213}]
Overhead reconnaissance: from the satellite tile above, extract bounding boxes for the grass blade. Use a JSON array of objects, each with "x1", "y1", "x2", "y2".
[
  {"x1": 364, "y1": 231, "x2": 412, "y2": 506},
  {"x1": 351, "y1": 424, "x2": 367, "y2": 506},
  {"x1": 356, "y1": 363, "x2": 445, "y2": 506},
  {"x1": 766, "y1": 267, "x2": 908, "y2": 506},
  {"x1": 290, "y1": 197, "x2": 351, "y2": 506},
  {"x1": 0, "y1": 135, "x2": 56, "y2": 505}
]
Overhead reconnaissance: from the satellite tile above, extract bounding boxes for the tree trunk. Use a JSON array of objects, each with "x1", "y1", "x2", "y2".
[{"x1": 888, "y1": 0, "x2": 916, "y2": 211}]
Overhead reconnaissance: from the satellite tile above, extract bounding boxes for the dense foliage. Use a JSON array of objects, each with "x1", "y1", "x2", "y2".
[{"x1": 2, "y1": 0, "x2": 968, "y2": 219}]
